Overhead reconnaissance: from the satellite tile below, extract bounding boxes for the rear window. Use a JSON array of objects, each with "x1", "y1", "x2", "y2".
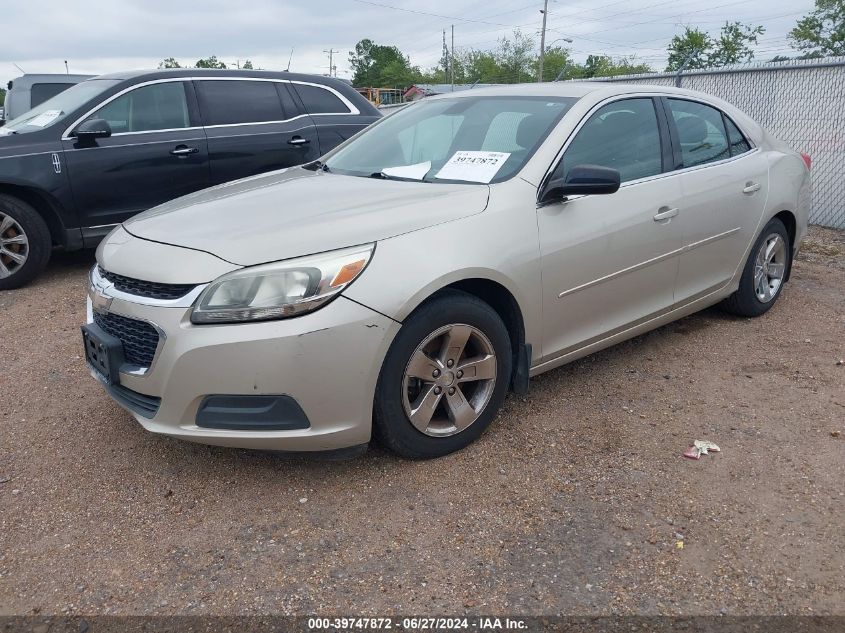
[
  {"x1": 292, "y1": 83, "x2": 350, "y2": 114},
  {"x1": 197, "y1": 80, "x2": 285, "y2": 126},
  {"x1": 30, "y1": 83, "x2": 76, "y2": 108}
]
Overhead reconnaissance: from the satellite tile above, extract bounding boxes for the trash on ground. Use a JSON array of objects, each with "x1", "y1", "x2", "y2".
[{"x1": 683, "y1": 440, "x2": 721, "y2": 460}]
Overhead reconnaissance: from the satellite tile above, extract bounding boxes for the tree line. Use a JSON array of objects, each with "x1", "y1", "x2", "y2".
[{"x1": 154, "y1": 0, "x2": 842, "y2": 88}]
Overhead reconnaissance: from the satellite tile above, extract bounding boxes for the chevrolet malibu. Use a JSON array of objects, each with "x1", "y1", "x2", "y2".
[{"x1": 84, "y1": 83, "x2": 811, "y2": 458}]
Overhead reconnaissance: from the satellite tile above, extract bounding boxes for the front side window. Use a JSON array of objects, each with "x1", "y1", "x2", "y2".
[
  {"x1": 197, "y1": 80, "x2": 285, "y2": 126},
  {"x1": 667, "y1": 99, "x2": 730, "y2": 168},
  {"x1": 324, "y1": 96, "x2": 577, "y2": 183},
  {"x1": 558, "y1": 98, "x2": 663, "y2": 183},
  {"x1": 90, "y1": 82, "x2": 190, "y2": 134}
]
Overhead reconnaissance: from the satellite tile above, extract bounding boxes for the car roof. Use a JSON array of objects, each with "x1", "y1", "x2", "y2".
[
  {"x1": 424, "y1": 81, "x2": 720, "y2": 101},
  {"x1": 91, "y1": 68, "x2": 345, "y2": 84}
]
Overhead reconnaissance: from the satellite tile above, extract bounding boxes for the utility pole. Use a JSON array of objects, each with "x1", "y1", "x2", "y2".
[
  {"x1": 324, "y1": 49, "x2": 339, "y2": 77},
  {"x1": 442, "y1": 30, "x2": 449, "y2": 84},
  {"x1": 450, "y1": 25, "x2": 455, "y2": 91},
  {"x1": 538, "y1": 0, "x2": 549, "y2": 82}
]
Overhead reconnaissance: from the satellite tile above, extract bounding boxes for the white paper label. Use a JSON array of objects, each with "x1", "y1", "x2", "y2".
[
  {"x1": 381, "y1": 161, "x2": 431, "y2": 180},
  {"x1": 434, "y1": 151, "x2": 511, "y2": 183},
  {"x1": 27, "y1": 110, "x2": 62, "y2": 127}
]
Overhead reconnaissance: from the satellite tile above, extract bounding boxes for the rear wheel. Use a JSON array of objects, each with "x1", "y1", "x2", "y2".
[
  {"x1": 374, "y1": 291, "x2": 512, "y2": 459},
  {"x1": 721, "y1": 218, "x2": 790, "y2": 317},
  {"x1": 0, "y1": 194, "x2": 52, "y2": 290}
]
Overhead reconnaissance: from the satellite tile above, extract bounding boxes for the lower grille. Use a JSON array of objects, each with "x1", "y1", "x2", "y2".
[
  {"x1": 98, "y1": 266, "x2": 195, "y2": 301},
  {"x1": 107, "y1": 383, "x2": 161, "y2": 419},
  {"x1": 93, "y1": 311, "x2": 160, "y2": 368}
]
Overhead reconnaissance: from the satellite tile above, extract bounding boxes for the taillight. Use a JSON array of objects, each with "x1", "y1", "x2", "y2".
[{"x1": 800, "y1": 152, "x2": 812, "y2": 170}]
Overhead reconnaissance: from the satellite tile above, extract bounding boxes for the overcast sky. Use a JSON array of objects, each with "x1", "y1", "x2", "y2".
[{"x1": 1, "y1": 0, "x2": 816, "y2": 86}]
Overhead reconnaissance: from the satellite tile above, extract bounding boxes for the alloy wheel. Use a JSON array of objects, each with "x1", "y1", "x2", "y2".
[
  {"x1": 401, "y1": 323, "x2": 497, "y2": 437},
  {"x1": 753, "y1": 233, "x2": 786, "y2": 303},
  {"x1": 0, "y1": 212, "x2": 29, "y2": 279}
]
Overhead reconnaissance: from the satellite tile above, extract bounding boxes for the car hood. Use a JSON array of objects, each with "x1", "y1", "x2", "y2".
[{"x1": 122, "y1": 167, "x2": 490, "y2": 266}]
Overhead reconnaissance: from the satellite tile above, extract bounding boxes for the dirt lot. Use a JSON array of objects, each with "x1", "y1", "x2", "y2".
[{"x1": 0, "y1": 226, "x2": 843, "y2": 617}]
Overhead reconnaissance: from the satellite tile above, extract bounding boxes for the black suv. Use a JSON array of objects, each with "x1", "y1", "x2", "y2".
[{"x1": 0, "y1": 69, "x2": 380, "y2": 289}]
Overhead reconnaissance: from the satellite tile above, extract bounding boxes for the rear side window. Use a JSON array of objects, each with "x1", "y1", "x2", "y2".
[
  {"x1": 90, "y1": 82, "x2": 190, "y2": 133},
  {"x1": 197, "y1": 80, "x2": 284, "y2": 125},
  {"x1": 292, "y1": 83, "x2": 349, "y2": 114},
  {"x1": 31, "y1": 83, "x2": 75, "y2": 108},
  {"x1": 560, "y1": 98, "x2": 663, "y2": 183},
  {"x1": 724, "y1": 117, "x2": 751, "y2": 156},
  {"x1": 667, "y1": 99, "x2": 730, "y2": 168}
]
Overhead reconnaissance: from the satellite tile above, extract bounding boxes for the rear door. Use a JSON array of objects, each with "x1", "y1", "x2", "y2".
[
  {"x1": 663, "y1": 98, "x2": 769, "y2": 304},
  {"x1": 537, "y1": 97, "x2": 686, "y2": 362},
  {"x1": 195, "y1": 79, "x2": 320, "y2": 185},
  {"x1": 62, "y1": 79, "x2": 210, "y2": 229},
  {"x1": 290, "y1": 81, "x2": 377, "y2": 152}
]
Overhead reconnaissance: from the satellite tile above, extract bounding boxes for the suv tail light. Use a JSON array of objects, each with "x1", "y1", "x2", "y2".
[{"x1": 800, "y1": 152, "x2": 812, "y2": 170}]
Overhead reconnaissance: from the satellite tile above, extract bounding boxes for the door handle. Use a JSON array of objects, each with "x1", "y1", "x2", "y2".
[
  {"x1": 743, "y1": 182, "x2": 761, "y2": 194},
  {"x1": 170, "y1": 146, "x2": 198, "y2": 156},
  {"x1": 653, "y1": 206, "x2": 679, "y2": 222},
  {"x1": 288, "y1": 136, "x2": 310, "y2": 146}
]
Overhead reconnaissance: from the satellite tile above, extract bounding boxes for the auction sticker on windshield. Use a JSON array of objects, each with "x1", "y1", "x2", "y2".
[
  {"x1": 435, "y1": 151, "x2": 511, "y2": 183},
  {"x1": 27, "y1": 110, "x2": 63, "y2": 127}
]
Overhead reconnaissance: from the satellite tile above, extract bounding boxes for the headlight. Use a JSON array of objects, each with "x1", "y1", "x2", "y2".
[{"x1": 191, "y1": 244, "x2": 374, "y2": 324}]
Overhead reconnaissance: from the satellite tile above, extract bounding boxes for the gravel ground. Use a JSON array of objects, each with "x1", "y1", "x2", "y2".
[{"x1": 0, "y1": 226, "x2": 843, "y2": 617}]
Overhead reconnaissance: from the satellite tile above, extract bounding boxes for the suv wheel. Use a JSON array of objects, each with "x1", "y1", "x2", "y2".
[
  {"x1": 374, "y1": 290, "x2": 512, "y2": 459},
  {"x1": 0, "y1": 194, "x2": 52, "y2": 290},
  {"x1": 721, "y1": 217, "x2": 791, "y2": 317}
]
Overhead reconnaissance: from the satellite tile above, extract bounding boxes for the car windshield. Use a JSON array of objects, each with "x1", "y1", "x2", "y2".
[
  {"x1": 0, "y1": 79, "x2": 122, "y2": 135},
  {"x1": 323, "y1": 95, "x2": 578, "y2": 184}
]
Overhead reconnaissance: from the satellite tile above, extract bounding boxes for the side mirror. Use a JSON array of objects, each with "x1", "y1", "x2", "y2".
[
  {"x1": 74, "y1": 118, "x2": 112, "y2": 140},
  {"x1": 539, "y1": 164, "x2": 621, "y2": 205}
]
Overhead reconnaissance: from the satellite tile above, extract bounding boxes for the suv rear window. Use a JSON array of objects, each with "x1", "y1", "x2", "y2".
[
  {"x1": 197, "y1": 80, "x2": 285, "y2": 125},
  {"x1": 31, "y1": 83, "x2": 76, "y2": 108},
  {"x1": 292, "y1": 83, "x2": 350, "y2": 114}
]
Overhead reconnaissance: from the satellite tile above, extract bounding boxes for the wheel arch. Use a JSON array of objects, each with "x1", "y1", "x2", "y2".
[
  {"x1": 771, "y1": 209, "x2": 797, "y2": 281},
  {"x1": 0, "y1": 183, "x2": 68, "y2": 248},
  {"x1": 405, "y1": 275, "x2": 529, "y2": 392}
]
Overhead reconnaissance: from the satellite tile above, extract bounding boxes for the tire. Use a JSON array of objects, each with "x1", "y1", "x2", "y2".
[
  {"x1": 0, "y1": 194, "x2": 52, "y2": 291},
  {"x1": 721, "y1": 218, "x2": 791, "y2": 317},
  {"x1": 374, "y1": 290, "x2": 512, "y2": 459}
]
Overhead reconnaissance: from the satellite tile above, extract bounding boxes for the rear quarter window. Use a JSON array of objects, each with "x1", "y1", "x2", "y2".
[{"x1": 292, "y1": 83, "x2": 350, "y2": 114}]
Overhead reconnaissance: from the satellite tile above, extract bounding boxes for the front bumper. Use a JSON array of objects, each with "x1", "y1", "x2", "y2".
[{"x1": 86, "y1": 291, "x2": 400, "y2": 451}]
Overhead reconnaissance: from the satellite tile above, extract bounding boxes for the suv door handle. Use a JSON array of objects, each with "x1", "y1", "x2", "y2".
[
  {"x1": 743, "y1": 182, "x2": 761, "y2": 194},
  {"x1": 653, "y1": 206, "x2": 679, "y2": 222},
  {"x1": 170, "y1": 145, "x2": 198, "y2": 157},
  {"x1": 288, "y1": 136, "x2": 310, "y2": 146}
]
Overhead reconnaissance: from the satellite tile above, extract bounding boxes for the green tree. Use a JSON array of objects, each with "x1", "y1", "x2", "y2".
[
  {"x1": 667, "y1": 27, "x2": 713, "y2": 71},
  {"x1": 708, "y1": 21, "x2": 765, "y2": 66},
  {"x1": 158, "y1": 57, "x2": 181, "y2": 69},
  {"x1": 789, "y1": 0, "x2": 845, "y2": 57},
  {"x1": 495, "y1": 30, "x2": 535, "y2": 83},
  {"x1": 195, "y1": 56, "x2": 227, "y2": 69},
  {"x1": 242, "y1": 59, "x2": 254, "y2": 69},
  {"x1": 459, "y1": 50, "x2": 503, "y2": 84},
  {"x1": 579, "y1": 54, "x2": 652, "y2": 78},
  {"x1": 535, "y1": 46, "x2": 574, "y2": 81},
  {"x1": 349, "y1": 39, "x2": 421, "y2": 86},
  {"x1": 0, "y1": 88, "x2": 5, "y2": 107}
]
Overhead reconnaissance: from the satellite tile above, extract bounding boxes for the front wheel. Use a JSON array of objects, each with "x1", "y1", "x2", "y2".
[
  {"x1": 374, "y1": 291, "x2": 512, "y2": 459},
  {"x1": 721, "y1": 217, "x2": 791, "y2": 317},
  {"x1": 0, "y1": 194, "x2": 52, "y2": 290}
]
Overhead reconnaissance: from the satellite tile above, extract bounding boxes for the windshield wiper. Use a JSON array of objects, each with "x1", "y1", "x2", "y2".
[{"x1": 304, "y1": 159, "x2": 330, "y2": 173}]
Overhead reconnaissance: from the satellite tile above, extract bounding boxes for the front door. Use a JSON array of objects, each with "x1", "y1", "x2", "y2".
[
  {"x1": 62, "y1": 80, "x2": 209, "y2": 228},
  {"x1": 537, "y1": 97, "x2": 685, "y2": 362}
]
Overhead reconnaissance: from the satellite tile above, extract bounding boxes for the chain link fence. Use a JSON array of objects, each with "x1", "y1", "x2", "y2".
[{"x1": 581, "y1": 57, "x2": 845, "y2": 229}]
